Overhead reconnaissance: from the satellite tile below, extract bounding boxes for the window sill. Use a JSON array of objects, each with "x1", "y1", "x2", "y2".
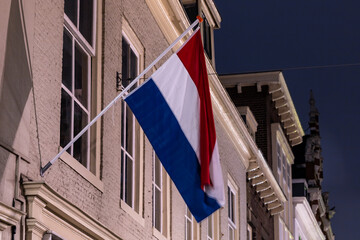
[
  {"x1": 119, "y1": 200, "x2": 145, "y2": 227},
  {"x1": 152, "y1": 227, "x2": 168, "y2": 240},
  {"x1": 59, "y1": 149, "x2": 104, "y2": 192}
]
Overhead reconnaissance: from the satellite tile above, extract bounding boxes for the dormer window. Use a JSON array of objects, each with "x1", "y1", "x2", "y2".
[{"x1": 237, "y1": 106, "x2": 258, "y2": 141}]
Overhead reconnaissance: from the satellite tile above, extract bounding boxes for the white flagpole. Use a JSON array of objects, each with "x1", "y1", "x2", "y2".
[{"x1": 41, "y1": 17, "x2": 202, "y2": 176}]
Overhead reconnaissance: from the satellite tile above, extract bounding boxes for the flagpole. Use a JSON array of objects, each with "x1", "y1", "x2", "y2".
[{"x1": 40, "y1": 17, "x2": 203, "y2": 176}]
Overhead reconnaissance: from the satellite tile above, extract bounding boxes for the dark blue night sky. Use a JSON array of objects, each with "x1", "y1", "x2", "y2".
[{"x1": 214, "y1": 1, "x2": 360, "y2": 239}]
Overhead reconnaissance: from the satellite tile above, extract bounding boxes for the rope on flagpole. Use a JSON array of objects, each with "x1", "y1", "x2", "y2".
[{"x1": 40, "y1": 17, "x2": 203, "y2": 176}]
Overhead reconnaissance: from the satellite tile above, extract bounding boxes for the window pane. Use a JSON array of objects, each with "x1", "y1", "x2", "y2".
[
  {"x1": 203, "y1": 18, "x2": 212, "y2": 59},
  {"x1": 79, "y1": 0, "x2": 93, "y2": 45},
  {"x1": 231, "y1": 192, "x2": 235, "y2": 221},
  {"x1": 122, "y1": 38, "x2": 130, "y2": 86},
  {"x1": 208, "y1": 216, "x2": 213, "y2": 238},
  {"x1": 186, "y1": 208, "x2": 192, "y2": 218},
  {"x1": 154, "y1": 188, "x2": 161, "y2": 231},
  {"x1": 125, "y1": 155, "x2": 133, "y2": 206},
  {"x1": 130, "y1": 50, "x2": 137, "y2": 79},
  {"x1": 228, "y1": 187, "x2": 231, "y2": 218},
  {"x1": 277, "y1": 143, "x2": 281, "y2": 171},
  {"x1": 60, "y1": 89, "x2": 72, "y2": 154},
  {"x1": 73, "y1": 102, "x2": 88, "y2": 166},
  {"x1": 75, "y1": 43, "x2": 89, "y2": 109},
  {"x1": 283, "y1": 157, "x2": 286, "y2": 182},
  {"x1": 64, "y1": 0, "x2": 77, "y2": 26},
  {"x1": 155, "y1": 155, "x2": 161, "y2": 187},
  {"x1": 62, "y1": 30, "x2": 72, "y2": 90},
  {"x1": 126, "y1": 104, "x2": 134, "y2": 155},
  {"x1": 121, "y1": 150, "x2": 124, "y2": 199}
]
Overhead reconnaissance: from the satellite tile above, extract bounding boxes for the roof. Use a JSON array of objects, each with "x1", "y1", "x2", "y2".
[{"x1": 220, "y1": 71, "x2": 304, "y2": 146}]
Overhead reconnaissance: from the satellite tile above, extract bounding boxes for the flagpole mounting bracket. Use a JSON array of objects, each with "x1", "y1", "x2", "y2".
[{"x1": 116, "y1": 71, "x2": 123, "y2": 91}]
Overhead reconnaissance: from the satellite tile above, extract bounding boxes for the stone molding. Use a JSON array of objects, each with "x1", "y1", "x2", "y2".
[{"x1": 23, "y1": 181, "x2": 121, "y2": 240}]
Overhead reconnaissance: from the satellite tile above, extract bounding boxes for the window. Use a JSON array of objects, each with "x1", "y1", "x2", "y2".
[
  {"x1": 206, "y1": 211, "x2": 219, "y2": 240},
  {"x1": 207, "y1": 215, "x2": 213, "y2": 240},
  {"x1": 152, "y1": 152, "x2": 171, "y2": 239},
  {"x1": 202, "y1": 15, "x2": 212, "y2": 60},
  {"x1": 228, "y1": 186, "x2": 236, "y2": 240},
  {"x1": 119, "y1": 19, "x2": 145, "y2": 223},
  {"x1": 153, "y1": 154, "x2": 162, "y2": 232},
  {"x1": 247, "y1": 224, "x2": 253, "y2": 240},
  {"x1": 277, "y1": 141, "x2": 281, "y2": 173},
  {"x1": 282, "y1": 155, "x2": 286, "y2": 184},
  {"x1": 182, "y1": 1, "x2": 198, "y2": 23},
  {"x1": 227, "y1": 177, "x2": 238, "y2": 240},
  {"x1": 61, "y1": 0, "x2": 96, "y2": 169},
  {"x1": 286, "y1": 163, "x2": 291, "y2": 189},
  {"x1": 185, "y1": 207, "x2": 199, "y2": 240},
  {"x1": 272, "y1": 124, "x2": 295, "y2": 240},
  {"x1": 181, "y1": 2, "x2": 213, "y2": 62},
  {"x1": 185, "y1": 207, "x2": 193, "y2": 240},
  {"x1": 279, "y1": 220, "x2": 283, "y2": 240},
  {"x1": 120, "y1": 35, "x2": 138, "y2": 208}
]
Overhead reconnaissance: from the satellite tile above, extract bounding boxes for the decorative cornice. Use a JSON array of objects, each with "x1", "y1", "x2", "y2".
[
  {"x1": 0, "y1": 201, "x2": 25, "y2": 227},
  {"x1": 203, "y1": 0, "x2": 221, "y2": 28},
  {"x1": 220, "y1": 72, "x2": 304, "y2": 146},
  {"x1": 247, "y1": 149, "x2": 286, "y2": 215},
  {"x1": 23, "y1": 181, "x2": 121, "y2": 240}
]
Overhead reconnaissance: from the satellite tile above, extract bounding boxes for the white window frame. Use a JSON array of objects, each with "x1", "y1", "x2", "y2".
[
  {"x1": 228, "y1": 186, "x2": 236, "y2": 240},
  {"x1": 271, "y1": 124, "x2": 295, "y2": 240},
  {"x1": 119, "y1": 18, "x2": 145, "y2": 226},
  {"x1": 207, "y1": 214, "x2": 214, "y2": 240},
  {"x1": 184, "y1": 206, "x2": 200, "y2": 240},
  {"x1": 227, "y1": 176, "x2": 238, "y2": 240},
  {"x1": 153, "y1": 152, "x2": 163, "y2": 233},
  {"x1": 185, "y1": 207, "x2": 193, "y2": 240},
  {"x1": 64, "y1": 0, "x2": 96, "y2": 55},
  {"x1": 282, "y1": 151, "x2": 287, "y2": 186},
  {"x1": 247, "y1": 224, "x2": 253, "y2": 240},
  {"x1": 61, "y1": 0, "x2": 97, "y2": 170},
  {"x1": 120, "y1": 32, "x2": 138, "y2": 209}
]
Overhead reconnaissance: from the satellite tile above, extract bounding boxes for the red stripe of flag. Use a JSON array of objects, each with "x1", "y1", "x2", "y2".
[{"x1": 177, "y1": 30, "x2": 216, "y2": 189}]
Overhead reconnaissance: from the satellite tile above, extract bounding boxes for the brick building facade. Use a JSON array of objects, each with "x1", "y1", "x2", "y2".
[
  {"x1": 220, "y1": 72, "x2": 304, "y2": 240},
  {"x1": 0, "y1": 1, "x2": 333, "y2": 240},
  {"x1": 0, "y1": 0, "x2": 260, "y2": 239}
]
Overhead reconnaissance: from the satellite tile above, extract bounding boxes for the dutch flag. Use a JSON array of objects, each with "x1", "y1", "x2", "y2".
[{"x1": 125, "y1": 28, "x2": 225, "y2": 222}]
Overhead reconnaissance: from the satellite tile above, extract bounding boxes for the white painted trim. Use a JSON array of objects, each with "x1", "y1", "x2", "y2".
[
  {"x1": 227, "y1": 175, "x2": 239, "y2": 240},
  {"x1": 0, "y1": 201, "x2": 25, "y2": 227},
  {"x1": 120, "y1": 18, "x2": 145, "y2": 217},
  {"x1": 272, "y1": 123, "x2": 295, "y2": 165},
  {"x1": 293, "y1": 197, "x2": 326, "y2": 240},
  {"x1": 23, "y1": 182, "x2": 120, "y2": 239},
  {"x1": 120, "y1": 200, "x2": 145, "y2": 227},
  {"x1": 60, "y1": 149, "x2": 104, "y2": 192}
]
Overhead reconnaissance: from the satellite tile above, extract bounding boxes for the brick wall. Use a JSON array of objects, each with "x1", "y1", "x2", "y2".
[
  {"x1": 247, "y1": 181, "x2": 274, "y2": 240},
  {"x1": 0, "y1": 0, "x2": 251, "y2": 239},
  {"x1": 226, "y1": 85, "x2": 283, "y2": 169}
]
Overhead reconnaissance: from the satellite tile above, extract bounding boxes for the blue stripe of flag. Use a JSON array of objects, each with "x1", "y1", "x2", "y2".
[{"x1": 125, "y1": 78, "x2": 220, "y2": 222}]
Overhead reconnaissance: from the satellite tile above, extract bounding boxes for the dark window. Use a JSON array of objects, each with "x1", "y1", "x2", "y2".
[
  {"x1": 182, "y1": 2, "x2": 198, "y2": 23},
  {"x1": 121, "y1": 36, "x2": 138, "y2": 207},
  {"x1": 64, "y1": 0, "x2": 94, "y2": 45},
  {"x1": 61, "y1": 0, "x2": 95, "y2": 168},
  {"x1": 202, "y1": 17, "x2": 212, "y2": 60},
  {"x1": 60, "y1": 29, "x2": 90, "y2": 167}
]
